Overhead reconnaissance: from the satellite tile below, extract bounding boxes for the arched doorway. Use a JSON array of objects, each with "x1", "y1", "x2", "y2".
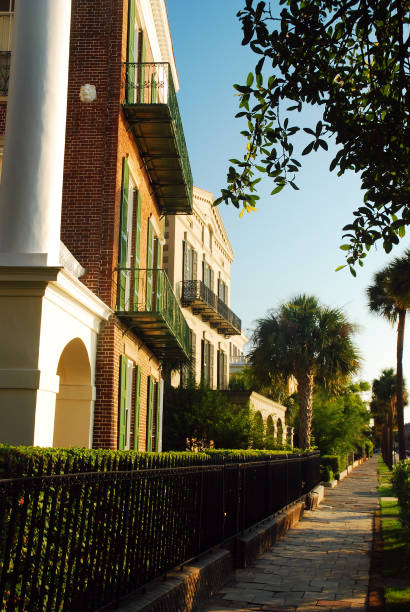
[{"x1": 53, "y1": 338, "x2": 93, "y2": 448}]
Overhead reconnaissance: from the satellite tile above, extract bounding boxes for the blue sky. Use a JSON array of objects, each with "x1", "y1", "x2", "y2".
[{"x1": 166, "y1": 0, "x2": 410, "y2": 421}]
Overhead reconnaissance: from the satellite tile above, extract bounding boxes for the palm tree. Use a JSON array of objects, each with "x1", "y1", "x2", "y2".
[
  {"x1": 367, "y1": 249, "x2": 410, "y2": 461},
  {"x1": 249, "y1": 295, "x2": 360, "y2": 449},
  {"x1": 370, "y1": 369, "x2": 397, "y2": 468}
]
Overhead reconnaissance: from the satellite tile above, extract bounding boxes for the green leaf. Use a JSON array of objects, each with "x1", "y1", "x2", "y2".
[
  {"x1": 335, "y1": 265, "x2": 347, "y2": 272},
  {"x1": 339, "y1": 244, "x2": 351, "y2": 251},
  {"x1": 398, "y1": 225, "x2": 406, "y2": 238},
  {"x1": 247, "y1": 72, "x2": 254, "y2": 87},
  {"x1": 302, "y1": 142, "x2": 314, "y2": 155},
  {"x1": 271, "y1": 184, "x2": 285, "y2": 195},
  {"x1": 289, "y1": 181, "x2": 299, "y2": 190},
  {"x1": 349, "y1": 266, "x2": 357, "y2": 277}
]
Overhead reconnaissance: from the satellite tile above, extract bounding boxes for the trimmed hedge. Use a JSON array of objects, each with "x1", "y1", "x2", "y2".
[
  {"x1": 391, "y1": 460, "x2": 410, "y2": 529},
  {"x1": 320, "y1": 454, "x2": 350, "y2": 481},
  {"x1": 0, "y1": 444, "x2": 307, "y2": 478}
]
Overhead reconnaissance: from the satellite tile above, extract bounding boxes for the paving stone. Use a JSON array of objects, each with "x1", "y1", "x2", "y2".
[{"x1": 199, "y1": 458, "x2": 378, "y2": 612}]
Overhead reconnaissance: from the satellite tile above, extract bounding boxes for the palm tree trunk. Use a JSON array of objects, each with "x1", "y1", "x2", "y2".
[
  {"x1": 396, "y1": 309, "x2": 406, "y2": 460},
  {"x1": 297, "y1": 368, "x2": 315, "y2": 449}
]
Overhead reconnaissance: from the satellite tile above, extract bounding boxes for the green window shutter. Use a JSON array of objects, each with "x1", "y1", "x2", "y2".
[
  {"x1": 133, "y1": 190, "x2": 141, "y2": 306},
  {"x1": 138, "y1": 30, "x2": 146, "y2": 103},
  {"x1": 134, "y1": 365, "x2": 141, "y2": 450},
  {"x1": 201, "y1": 339, "x2": 205, "y2": 383},
  {"x1": 209, "y1": 344, "x2": 214, "y2": 388},
  {"x1": 127, "y1": 0, "x2": 136, "y2": 103},
  {"x1": 147, "y1": 375, "x2": 154, "y2": 451},
  {"x1": 118, "y1": 355, "x2": 128, "y2": 450},
  {"x1": 151, "y1": 72, "x2": 157, "y2": 103},
  {"x1": 182, "y1": 240, "x2": 187, "y2": 281},
  {"x1": 192, "y1": 250, "x2": 197, "y2": 280},
  {"x1": 118, "y1": 158, "x2": 130, "y2": 310},
  {"x1": 146, "y1": 218, "x2": 154, "y2": 310},
  {"x1": 155, "y1": 239, "x2": 163, "y2": 311},
  {"x1": 155, "y1": 382, "x2": 162, "y2": 451}
]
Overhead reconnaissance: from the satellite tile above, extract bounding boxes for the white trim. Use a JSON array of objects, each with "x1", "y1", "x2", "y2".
[{"x1": 138, "y1": 0, "x2": 179, "y2": 91}]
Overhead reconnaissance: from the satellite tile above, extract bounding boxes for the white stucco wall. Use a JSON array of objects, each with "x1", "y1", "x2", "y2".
[
  {"x1": 0, "y1": 266, "x2": 111, "y2": 448},
  {"x1": 166, "y1": 186, "x2": 241, "y2": 388}
]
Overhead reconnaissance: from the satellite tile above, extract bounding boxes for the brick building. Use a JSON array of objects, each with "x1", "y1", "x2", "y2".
[{"x1": 0, "y1": 0, "x2": 192, "y2": 451}]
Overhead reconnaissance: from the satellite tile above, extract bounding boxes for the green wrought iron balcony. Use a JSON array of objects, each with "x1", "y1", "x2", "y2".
[
  {"x1": 116, "y1": 268, "x2": 190, "y2": 361},
  {"x1": 181, "y1": 280, "x2": 242, "y2": 337},
  {"x1": 122, "y1": 62, "x2": 193, "y2": 215}
]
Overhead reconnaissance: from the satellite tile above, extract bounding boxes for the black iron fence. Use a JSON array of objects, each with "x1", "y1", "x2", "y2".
[{"x1": 0, "y1": 453, "x2": 319, "y2": 611}]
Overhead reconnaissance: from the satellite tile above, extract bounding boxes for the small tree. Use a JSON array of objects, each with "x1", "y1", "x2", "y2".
[
  {"x1": 367, "y1": 249, "x2": 410, "y2": 460},
  {"x1": 312, "y1": 381, "x2": 371, "y2": 456},
  {"x1": 162, "y1": 382, "x2": 252, "y2": 451},
  {"x1": 250, "y1": 411, "x2": 265, "y2": 448},
  {"x1": 250, "y1": 295, "x2": 360, "y2": 449}
]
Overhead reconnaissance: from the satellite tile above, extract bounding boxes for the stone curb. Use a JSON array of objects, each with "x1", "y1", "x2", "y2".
[
  {"x1": 112, "y1": 548, "x2": 232, "y2": 612},
  {"x1": 113, "y1": 495, "x2": 314, "y2": 612}
]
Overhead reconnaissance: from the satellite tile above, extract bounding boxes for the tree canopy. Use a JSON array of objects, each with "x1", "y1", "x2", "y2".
[
  {"x1": 249, "y1": 294, "x2": 360, "y2": 448},
  {"x1": 367, "y1": 248, "x2": 410, "y2": 459},
  {"x1": 312, "y1": 381, "x2": 371, "y2": 456},
  {"x1": 215, "y1": 0, "x2": 410, "y2": 272}
]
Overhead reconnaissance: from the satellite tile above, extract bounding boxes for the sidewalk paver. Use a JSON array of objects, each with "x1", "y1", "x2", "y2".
[{"x1": 198, "y1": 457, "x2": 379, "y2": 612}]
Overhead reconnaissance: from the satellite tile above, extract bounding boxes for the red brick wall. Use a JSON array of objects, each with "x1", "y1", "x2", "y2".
[
  {"x1": 93, "y1": 316, "x2": 160, "y2": 450},
  {"x1": 0, "y1": 103, "x2": 7, "y2": 135},
  {"x1": 61, "y1": 0, "x2": 163, "y2": 449}
]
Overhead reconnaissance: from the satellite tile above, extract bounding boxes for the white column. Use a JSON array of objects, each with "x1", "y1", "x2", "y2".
[{"x1": 0, "y1": 0, "x2": 72, "y2": 266}]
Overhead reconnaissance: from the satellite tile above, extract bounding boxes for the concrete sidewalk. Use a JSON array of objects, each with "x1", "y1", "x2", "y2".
[{"x1": 198, "y1": 456, "x2": 379, "y2": 612}]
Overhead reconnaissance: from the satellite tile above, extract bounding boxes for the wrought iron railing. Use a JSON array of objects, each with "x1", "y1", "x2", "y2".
[
  {"x1": 116, "y1": 268, "x2": 190, "y2": 357},
  {"x1": 0, "y1": 51, "x2": 11, "y2": 96},
  {"x1": 181, "y1": 279, "x2": 242, "y2": 333},
  {"x1": 122, "y1": 61, "x2": 193, "y2": 205},
  {"x1": 0, "y1": 453, "x2": 320, "y2": 610}
]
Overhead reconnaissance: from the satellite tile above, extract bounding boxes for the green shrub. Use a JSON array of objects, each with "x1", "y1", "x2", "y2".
[
  {"x1": 162, "y1": 384, "x2": 252, "y2": 451},
  {"x1": 0, "y1": 444, "x2": 311, "y2": 478},
  {"x1": 364, "y1": 439, "x2": 374, "y2": 457},
  {"x1": 391, "y1": 461, "x2": 410, "y2": 530},
  {"x1": 321, "y1": 455, "x2": 339, "y2": 478},
  {"x1": 204, "y1": 448, "x2": 304, "y2": 462},
  {"x1": 0, "y1": 444, "x2": 213, "y2": 478},
  {"x1": 320, "y1": 465, "x2": 334, "y2": 482}
]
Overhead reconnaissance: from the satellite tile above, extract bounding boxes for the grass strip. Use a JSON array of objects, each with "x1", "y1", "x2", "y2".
[{"x1": 378, "y1": 457, "x2": 410, "y2": 612}]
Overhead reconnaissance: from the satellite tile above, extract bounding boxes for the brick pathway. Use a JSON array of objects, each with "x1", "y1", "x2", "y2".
[{"x1": 198, "y1": 456, "x2": 379, "y2": 612}]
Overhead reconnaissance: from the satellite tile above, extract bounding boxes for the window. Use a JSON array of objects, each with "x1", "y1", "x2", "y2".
[
  {"x1": 181, "y1": 329, "x2": 197, "y2": 386},
  {"x1": 202, "y1": 261, "x2": 214, "y2": 292},
  {"x1": 146, "y1": 217, "x2": 162, "y2": 311},
  {"x1": 182, "y1": 240, "x2": 197, "y2": 282},
  {"x1": 218, "y1": 277, "x2": 228, "y2": 304},
  {"x1": 146, "y1": 376, "x2": 161, "y2": 451},
  {"x1": 118, "y1": 356, "x2": 136, "y2": 450},
  {"x1": 217, "y1": 349, "x2": 228, "y2": 390},
  {"x1": 201, "y1": 339, "x2": 214, "y2": 387},
  {"x1": 0, "y1": 0, "x2": 14, "y2": 96},
  {"x1": 118, "y1": 158, "x2": 141, "y2": 311}
]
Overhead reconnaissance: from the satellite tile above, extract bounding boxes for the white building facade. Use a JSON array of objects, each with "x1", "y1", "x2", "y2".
[{"x1": 165, "y1": 186, "x2": 242, "y2": 389}]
